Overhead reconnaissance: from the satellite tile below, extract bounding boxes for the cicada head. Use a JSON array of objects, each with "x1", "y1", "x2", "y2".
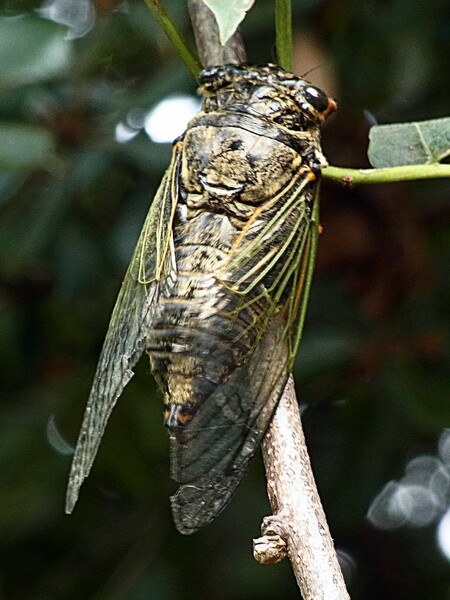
[{"x1": 198, "y1": 63, "x2": 336, "y2": 131}]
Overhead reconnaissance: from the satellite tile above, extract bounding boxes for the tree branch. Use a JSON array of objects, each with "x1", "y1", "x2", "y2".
[
  {"x1": 254, "y1": 376, "x2": 350, "y2": 599},
  {"x1": 188, "y1": 0, "x2": 246, "y2": 67},
  {"x1": 187, "y1": 2, "x2": 349, "y2": 598}
]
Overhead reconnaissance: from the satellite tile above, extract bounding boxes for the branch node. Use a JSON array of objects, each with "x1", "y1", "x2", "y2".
[
  {"x1": 261, "y1": 514, "x2": 290, "y2": 538},
  {"x1": 253, "y1": 515, "x2": 291, "y2": 564},
  {"x1": 253, "y1": 529, "x2": 288, "y2": 565}
]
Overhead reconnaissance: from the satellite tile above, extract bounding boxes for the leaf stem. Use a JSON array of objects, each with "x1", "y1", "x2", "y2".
[
  {"x1": 275, "y1": 0, "x2": 293, "y2": 71},
  {"x1": 322, "y1": 163, "x2": 450, "y2": 186},
  {"x1": 142, "y1": 0, "x2": 202, "y2": 77}
]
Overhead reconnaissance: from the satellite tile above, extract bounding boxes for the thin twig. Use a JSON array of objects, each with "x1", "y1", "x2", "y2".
[
  {"x1": 143, "y1": 0, "x2": 202, "y2": 77},
  {"x1": 323, "y1": 163, "x2": 450, "y2": 186},
  {"x1": 187, "y1": 2, "x2": 349, "y2": 598},
  {"x1": 275, "y1": 0, "x2": 293, "y2": 70}
]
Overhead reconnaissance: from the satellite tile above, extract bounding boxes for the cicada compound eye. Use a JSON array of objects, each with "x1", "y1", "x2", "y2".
[{"x1": 304, "y1": 86, "x2": 330, "y2": 113}]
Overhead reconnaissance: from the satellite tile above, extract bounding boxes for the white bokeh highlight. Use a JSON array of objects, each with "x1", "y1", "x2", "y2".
[
  {"x1": 39, "y1": 0, "x2": 96, "y2": 40},
  {"x1": 144, "y1": 95, "x2": 200, "y2": 143},
  {"x1": 367, "y1": 430, "x2": 450, "y2": 531},
  {"x1": 437, "y1": 508, "x2": 450, "y2": 561},
  {"x1": 46, "y1": 415, "x2": 74, "y2": 456},
  {"x1": 115, "y1": 95, "x2": 201, "y2": 145}
]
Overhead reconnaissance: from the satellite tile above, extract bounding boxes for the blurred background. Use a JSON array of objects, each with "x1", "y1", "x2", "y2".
[{"x1": 0, "y1": 0, "x2": 449, "y2": 598}]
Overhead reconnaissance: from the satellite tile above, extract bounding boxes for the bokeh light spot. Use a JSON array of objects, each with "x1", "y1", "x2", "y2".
[
  {"x1": 144, "y1": 95, "x2": 200, "y2": 143},
  {"x1": 437, "y1": 508, "x2": 450, "y2": 561},
  {"x1": 39, "y1": 0, "x2": 96, "y2": 40}
]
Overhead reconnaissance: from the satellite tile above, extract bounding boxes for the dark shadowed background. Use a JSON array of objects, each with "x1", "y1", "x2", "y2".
[{"x1": 0, "y1": 0, "x2": 449, "y2": 598}]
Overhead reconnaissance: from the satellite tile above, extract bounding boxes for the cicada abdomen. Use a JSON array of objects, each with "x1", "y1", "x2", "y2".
[{"x1": 66, "y1": 64, "x2": 336, "y2": 534}]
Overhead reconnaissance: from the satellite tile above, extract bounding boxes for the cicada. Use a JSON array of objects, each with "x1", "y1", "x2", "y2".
[{"x1": 65, "y1": 64, "x2": 336, "y2": 534}]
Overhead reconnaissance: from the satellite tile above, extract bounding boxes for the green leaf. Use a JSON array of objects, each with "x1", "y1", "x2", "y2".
[
  {"x1": 202, "y1": 0, "x2": 255, "y2": 45},
  {"x1": 0, "y1": 14, "x2": 71, "y2": 90},
  {"x1": 368, "y1": 116, "x2": 450, "y2": 168},
  {"x1": 0, "y1": 122, "x2": 55, "y2": 170}
]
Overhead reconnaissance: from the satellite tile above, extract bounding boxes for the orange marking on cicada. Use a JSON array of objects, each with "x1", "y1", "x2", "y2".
[
  {"x1": 290, "y1": 233, "x2": 313, "y2": 326},
  {"x1": 177, "y1": 412, "x2": 193, "y2": 425}
]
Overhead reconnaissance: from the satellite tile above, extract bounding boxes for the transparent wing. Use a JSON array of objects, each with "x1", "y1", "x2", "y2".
[
  {"x1": 170, "y1": 175, "x2": 320, "y2": 534},
  {"x1": 65, "y1": 151, "x2": 180, "y2": 513}
]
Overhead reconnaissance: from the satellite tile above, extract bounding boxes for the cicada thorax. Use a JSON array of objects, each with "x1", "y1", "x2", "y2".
[{"x1": 147, "y1": 65, "x2": 330, "y2": 442}]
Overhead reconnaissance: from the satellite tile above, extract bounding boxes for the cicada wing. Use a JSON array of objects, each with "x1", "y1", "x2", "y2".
[
  {"x1": 65, "y1": 151, "x2": 180, "y2": 513},
  {"x1": 170, "y1": 183, "x2": 320, "y2": 534},
  {"x1": 170, "y1": 315, "x2": 290, "y2": 534}
]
